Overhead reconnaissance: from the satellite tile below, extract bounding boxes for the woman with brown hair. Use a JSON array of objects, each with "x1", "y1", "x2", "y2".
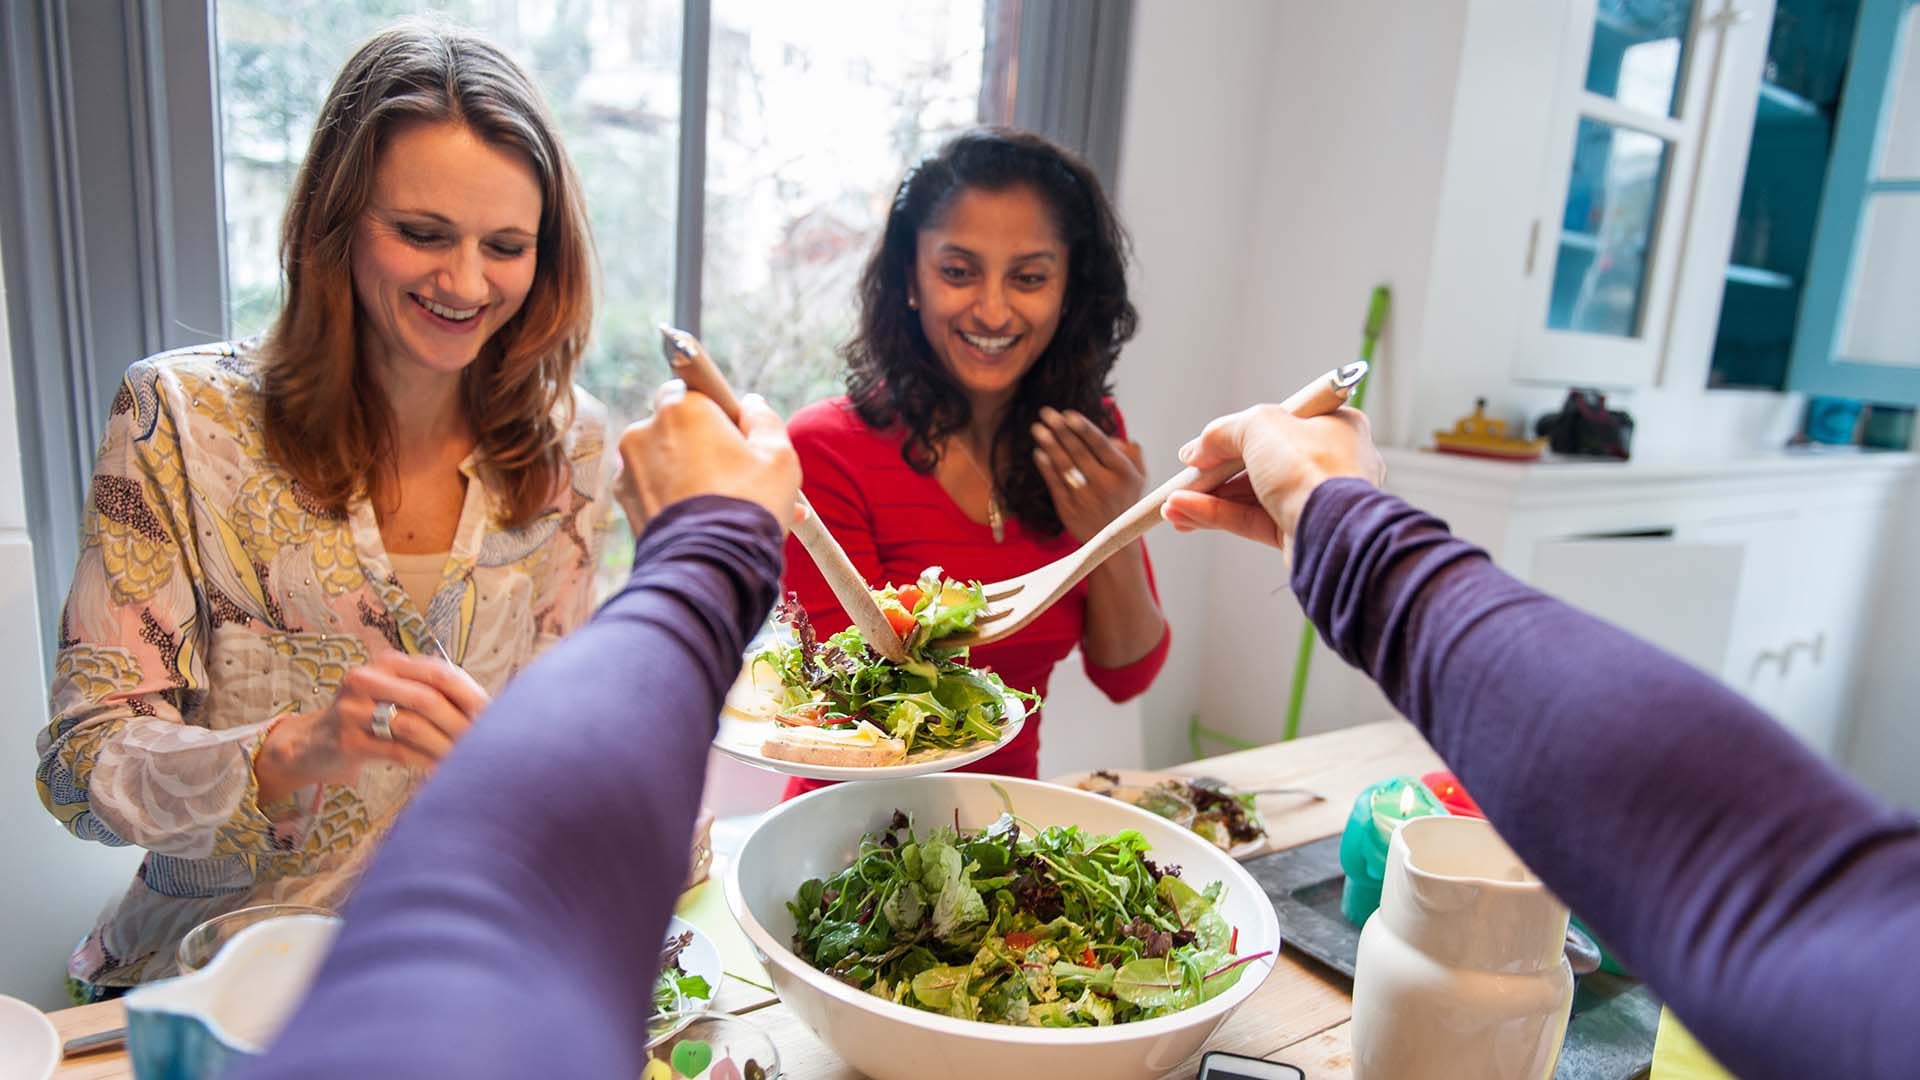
[
  {"x1": 35, "y1": 23, "x2": 612, "y2": 997},
  {"x1": 779, "y1": 129, "x2": 1170, "y2": 795}
]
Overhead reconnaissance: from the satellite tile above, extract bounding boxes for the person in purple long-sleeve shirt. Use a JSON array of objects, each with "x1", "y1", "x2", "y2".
[
  {"x1": 1164, "y1": 404, "x2": 1920, "y2": 1080},
  {"x1": 237, "y1": 382, "x2": 798, "y2": 1079}
]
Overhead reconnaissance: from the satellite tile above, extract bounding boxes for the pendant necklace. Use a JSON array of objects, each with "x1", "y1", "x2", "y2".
[{"x1": 952, "y1": 438, "x2": 1005, "y2": 543}]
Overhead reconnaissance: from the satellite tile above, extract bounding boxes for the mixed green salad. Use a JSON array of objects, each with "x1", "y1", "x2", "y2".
[
  {"x1": 786, "y1": 809, "x2": 1268, "y2": 1027},
  {"x1": 759, "y1": 568, "x2": 1033, "y2": 755},
  {"x1": 652, "y1": 930, "x2": 713, "y2": 1017}
]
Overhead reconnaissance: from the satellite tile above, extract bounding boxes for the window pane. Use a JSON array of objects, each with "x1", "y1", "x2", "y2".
[
  {"x1": 1839, "y1": 192, "x2": 1920, "y2": 367},
  {"x1": 216, "y1": 0, "x2": 683, "y2": 427},
  {"x1": 1584, "y1": 0, "x2": 1692, "y2": 117},
  {"x1": 1876, "y1": 7, "x2": 1920, "y2": 179},
  {"x1": 1548, "y1": 117, "x2": 1672, "y2": 338},
  {"x1": 700, "y1": 0, "x2": 999, "y2": 413}
]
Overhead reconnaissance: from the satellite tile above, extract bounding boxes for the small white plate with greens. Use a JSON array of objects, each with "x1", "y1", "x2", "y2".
[
  {"x1": 716, "y1": 570, "x2": 1034, "y2": 782},
  {"x1": 651, "y1": 916, "x2": 722, "y2": 1023}
]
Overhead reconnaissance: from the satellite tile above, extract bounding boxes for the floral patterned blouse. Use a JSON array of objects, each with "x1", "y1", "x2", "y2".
[{"x1": 35, "y1": 341, "x2": 614, "y2": 986}]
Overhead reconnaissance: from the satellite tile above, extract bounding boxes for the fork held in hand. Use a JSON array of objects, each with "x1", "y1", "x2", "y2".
[
  {"x1": 941, "y1": 361, "x2": 1370, "y2": 650},
  {"x1": 656, "y1": 326, "x2": 912, "y2": 663}
]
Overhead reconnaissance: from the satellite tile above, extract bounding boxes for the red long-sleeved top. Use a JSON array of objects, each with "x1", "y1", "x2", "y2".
[{"x1": 779, "y1": 397, "x2": 1171, "y2": 795}]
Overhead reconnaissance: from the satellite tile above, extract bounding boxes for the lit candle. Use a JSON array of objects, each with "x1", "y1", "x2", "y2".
[
  {"x1": 1420, "y1": 770, "x2": 1486, "y2": 819},
  {"x1": 1339, "y1": 774, "x2": 1448, "y2": 925}
]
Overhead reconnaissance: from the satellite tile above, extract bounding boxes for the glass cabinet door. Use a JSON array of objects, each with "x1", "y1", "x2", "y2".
[
  {"x1": 1706, "y1": 0, "x2": 1863, "y2": 391},
  {"x1": 1550, "y1": 0, "x2": 1692, "y2": 337},
  {"x1": 1787, "y1": 0, "x2": 1920, "y2": 406},
  {"x1": 1549, "y1": 117, "x2": 1674, "y2": 336},
  {"x1": 1519, "y1": 0, "x2": 1715, "y2": 387}
]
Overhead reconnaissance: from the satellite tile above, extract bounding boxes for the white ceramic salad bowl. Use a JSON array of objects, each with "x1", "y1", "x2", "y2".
[
  {"x1": 0, "y1": 994, "x2": 59, "y2": 1080},
  {"x1": 725, "y1": 774, "x2": 1281, "y2": 1080}
]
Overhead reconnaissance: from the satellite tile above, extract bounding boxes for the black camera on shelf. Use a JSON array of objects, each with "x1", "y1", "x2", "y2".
[{"x1": 1535, "y1": 389, "x2": 1634, "y2": 461}]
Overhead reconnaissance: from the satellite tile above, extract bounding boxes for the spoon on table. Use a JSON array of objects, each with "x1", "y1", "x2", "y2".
[
  {"x1": 62, "y1": 1026, "x2": 125, "y2": 1058},
  {"x1": 655, "y1": 326, "x2": 911, "y2": 663},
  {"x1": 1187, "y1": 775, "x2": 1324, "y2": 801},
  {"x1": 940, "y1": 361, "x2": 1370, "y2": 649}
]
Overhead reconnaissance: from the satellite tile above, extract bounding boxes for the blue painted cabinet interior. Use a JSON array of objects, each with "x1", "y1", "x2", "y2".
[
  {"x1": 1708, "y1": 0, "x2": 1920, "y2": 407},
  {"x1": 1708, "y1": 0, "x2": 1861, "y2": 389}
]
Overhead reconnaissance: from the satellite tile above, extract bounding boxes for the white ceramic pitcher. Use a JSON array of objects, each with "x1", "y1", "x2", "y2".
[{"x1": 1351, "y1": 815, "x2": 1573, "y2": 1080}]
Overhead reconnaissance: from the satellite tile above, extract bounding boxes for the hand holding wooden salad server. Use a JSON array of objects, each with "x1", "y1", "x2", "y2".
[
  {"x1": 940, "y1": 361, "x2": 1370, "y2": 650},
  {"x1": 657, "y1": 325, "x2": 912, "y2": 663}
]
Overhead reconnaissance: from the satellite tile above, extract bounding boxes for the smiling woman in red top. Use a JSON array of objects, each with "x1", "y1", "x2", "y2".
[{"x1": 780, "y1": 129, "x2": 1170, "y2": 795}]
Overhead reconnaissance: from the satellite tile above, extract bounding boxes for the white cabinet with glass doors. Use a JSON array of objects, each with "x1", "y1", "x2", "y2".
[{"x1": 1515, "y1": 0, "x2": 1920, "y2": 408}]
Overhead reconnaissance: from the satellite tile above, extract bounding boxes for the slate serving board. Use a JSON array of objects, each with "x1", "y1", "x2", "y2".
[{"x1": 1243, "y1": 836, "x2": 1660, "y2": 1080}]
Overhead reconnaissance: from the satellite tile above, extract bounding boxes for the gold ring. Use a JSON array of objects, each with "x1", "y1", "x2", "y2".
[{"x1": 1063, "y1": 467, "x2": 1088, "y2": 491}]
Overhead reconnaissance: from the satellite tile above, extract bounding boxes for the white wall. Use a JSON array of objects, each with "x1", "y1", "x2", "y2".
[
  {"x1": 1847, "y1": 473, "x2": 1920, "y2": 808},
  {"x1": 0, "y1": 234, "x2": 144, "y2": 1008},
  {"x1": 1186, "y1": 0, "x2": 1474, "y2": 747},
  {"x1": 1102, "y1": 0, "x2": 1281, "y2": 768}
]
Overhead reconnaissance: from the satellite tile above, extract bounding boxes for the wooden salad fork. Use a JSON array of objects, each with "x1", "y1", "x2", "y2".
[
  {"x1": 656, "y1": 325, "x2": 912, "y2": 663},
  {"x1": 940, "y1": 362, "x2": 1371, "y2": 650}
]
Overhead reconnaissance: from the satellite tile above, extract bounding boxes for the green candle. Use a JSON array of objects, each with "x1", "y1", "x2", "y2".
[{"x1": 1338, "y1": 775, "x2": 1448, "y2": 924}]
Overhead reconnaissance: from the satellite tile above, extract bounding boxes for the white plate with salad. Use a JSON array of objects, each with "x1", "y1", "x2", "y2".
[
  {"x1": 716, "y1": 569, "x2": 1034, "y2": 781},
  {"x1": 652, "y1": 915, "x2": 722, "y2": 1021},
  {"x1": 1053, "y1": 769, "x2": 1275, "y2": 860}
]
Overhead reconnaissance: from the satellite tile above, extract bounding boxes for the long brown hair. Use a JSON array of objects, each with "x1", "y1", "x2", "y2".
[
  {"x1": 259, "y1": 22, "x2": 593, "y2": 527},
  {"x1": 843, "y1": 128, "x2": 1137, "y2": 537}
]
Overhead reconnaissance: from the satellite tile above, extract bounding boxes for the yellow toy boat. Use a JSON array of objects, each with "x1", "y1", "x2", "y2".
[{"x1": 1434, "y1": 399, "x2": 1548, "y2": 461}]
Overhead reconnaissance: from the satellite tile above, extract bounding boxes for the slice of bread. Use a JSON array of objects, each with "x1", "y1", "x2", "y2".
[{"x1": 762, "y1": 730, "x2": 907, "y2": 768}]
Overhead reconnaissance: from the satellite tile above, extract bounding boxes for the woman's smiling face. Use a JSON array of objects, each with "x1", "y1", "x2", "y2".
[
  {"x1": 910, "y1": 183, "x2": 1069, "y2": 410},
  {"x1": 350, "y1": 120, "x2": 543, "y2": 379}
]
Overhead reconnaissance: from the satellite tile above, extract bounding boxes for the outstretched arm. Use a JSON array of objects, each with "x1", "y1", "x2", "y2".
[
  {"x1": 242, "y1": 387, "x2": 798, "y2": 1079},
  {"x1": 1166, "y1": 405, "x2": 1920, "y2": 1080}
]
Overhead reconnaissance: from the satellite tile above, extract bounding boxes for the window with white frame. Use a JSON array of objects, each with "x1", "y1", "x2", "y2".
[
  {"x1": 216, "y1": 0, "x2": 1011, "y2": 425},
  {"x1": 2, "y1": 0, "x2": 1127, "y2": 642}
]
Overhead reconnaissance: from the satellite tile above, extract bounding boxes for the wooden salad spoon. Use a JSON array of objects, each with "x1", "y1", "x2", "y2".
[{"x1": 657, "y1": 326, "x2": 911, "y2": 663}]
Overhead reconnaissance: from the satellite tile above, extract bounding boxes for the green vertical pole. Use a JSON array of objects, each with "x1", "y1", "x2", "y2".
[{"x1": 1280, "y1": 286, "x2": 1387, "y2": 741}]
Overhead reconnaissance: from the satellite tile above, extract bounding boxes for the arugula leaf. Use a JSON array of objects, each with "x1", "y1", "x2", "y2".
[
  {"x1": 910, "y1": 964, "x2": 970, "y2": 1009},
  {"x1": 1112, "y1": 957, "x2": 1190, "y2": 1011},
  {"x1": 788, "y1": 878, "x2": 825, "y2": 925}
]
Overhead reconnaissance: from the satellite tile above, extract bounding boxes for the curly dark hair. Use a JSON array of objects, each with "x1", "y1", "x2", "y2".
[{"x1": 843, "y1": 127, "x2": 1138, "y2": 537}]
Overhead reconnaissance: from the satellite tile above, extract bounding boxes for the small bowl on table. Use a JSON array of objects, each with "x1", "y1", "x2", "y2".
[
  {"x1": 176, "y1": 902, "x2": 333, "y2": 975},
  {"x1": 126, "y1": 911, "x2": 340, "y2": 1079}
]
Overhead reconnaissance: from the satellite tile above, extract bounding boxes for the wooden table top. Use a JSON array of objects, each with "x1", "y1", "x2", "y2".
[{"x1": 47, "y1": 720, "x2": 1438, "y2": 1079}]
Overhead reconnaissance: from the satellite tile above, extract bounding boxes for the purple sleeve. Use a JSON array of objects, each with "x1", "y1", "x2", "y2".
[
  {"x1": 237, "y1": 495, "x2": 784, "y2": 1080},
  {"x1": 1292, "y1": 479, "x2": 1920, "y2": 1080}
]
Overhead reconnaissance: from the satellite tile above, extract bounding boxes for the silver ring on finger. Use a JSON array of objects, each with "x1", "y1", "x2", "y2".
[
  {"x1": 370, "y1": 700, "x2": 398, "y2": 741},
  {"x1": 1062, "y1": 466, "x2": 1089, "y2": 491}
]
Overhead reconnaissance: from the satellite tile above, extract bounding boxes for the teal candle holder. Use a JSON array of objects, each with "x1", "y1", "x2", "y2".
[{"x1": 1338, "y1": 775, "x2": 1448, "y2": 925}]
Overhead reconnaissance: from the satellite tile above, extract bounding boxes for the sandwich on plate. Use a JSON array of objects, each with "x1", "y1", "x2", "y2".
[{"x1": 756, "y1": 568, "x2": 1033, "y2": 768}]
